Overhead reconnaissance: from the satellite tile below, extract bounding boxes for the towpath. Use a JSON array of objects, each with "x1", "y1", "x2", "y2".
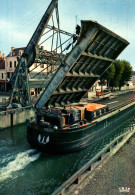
[
  {"x1": 73, "y1": 136, "x2": 135, "y2": 195},
  {"x1": 95, "y1": 90, "x2": 135, "y2": 109},
  {"x1": 87, "y1": 89, "x2": 135, "y2": 110}
]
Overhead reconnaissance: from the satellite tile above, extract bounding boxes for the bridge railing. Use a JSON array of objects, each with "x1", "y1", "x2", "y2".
[{"x1": 108, "y1": 98, "x2": 135, "y2": 113}]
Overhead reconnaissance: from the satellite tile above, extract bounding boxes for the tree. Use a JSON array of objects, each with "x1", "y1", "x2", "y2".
[
  {"x1": 106, "y1": 64, "x2": 115, "y2": 89},
  {"x1": 100, "y1": 64, "x2": 115, "y2": 91},
  {"x1": 119, "y1": 60, "x2": 132, "y2": 90},
  {"x1": 100, "y1": 60, "x2": 132, "y2": 91},
  {"x1": 110, "y1": 60, "x2": 124, "y2": 90}
]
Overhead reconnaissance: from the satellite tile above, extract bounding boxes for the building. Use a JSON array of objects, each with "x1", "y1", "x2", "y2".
[
  {"x1": 0, "y1": 47, "x2": 26, "y2": 92},
  {"x1": 6, "y1": 47, "x2": 25, "y2": 80},
  {"x1": 0, "y1": 47, "x2": 50, "y2": 95},
  {"x1": 130, "y1": 71, "x2": 135, "y2": 83},
  {"x1": 0, "y1": 51, "x2": 6, "y2": 91}
]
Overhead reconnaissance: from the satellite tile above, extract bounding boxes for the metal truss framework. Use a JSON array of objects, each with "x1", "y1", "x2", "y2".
[{"x1": 9, "y1": 0, "x2": 77, "y2": 107}]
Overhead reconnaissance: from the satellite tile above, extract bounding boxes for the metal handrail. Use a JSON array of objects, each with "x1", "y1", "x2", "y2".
[{"x1": 108, "y1": 98, "x2": 135, "y2": 113}]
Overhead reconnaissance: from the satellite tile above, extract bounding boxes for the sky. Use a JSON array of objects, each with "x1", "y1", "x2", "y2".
[{"x1": 0, "y1": 0, "x2": 135, "y2": 69}]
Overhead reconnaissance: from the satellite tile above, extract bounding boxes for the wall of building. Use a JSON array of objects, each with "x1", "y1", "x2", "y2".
[
  {"x1": 0, "y1": 69, "x2": 6, "y2": 80},
  {"x1": 29, "y1": 63, "x2": 48, "y2": 73},
  {"x1": 6, "y1": 56, "x2": 17, "y2": 79},
  {"x1": 5, "y1": 47, "x2": 24, "y2": 80}
]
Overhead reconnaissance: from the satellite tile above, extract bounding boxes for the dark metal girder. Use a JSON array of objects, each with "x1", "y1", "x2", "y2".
[
  {"x1": 65, "y1": 73, "x2": 99, "y2": 77},
  {"x1": 82, "y1": 52, "x2": 113, "y2": 62},
  {"x1": 47, "y1": 24, "x2": 75, "y2": 37}
]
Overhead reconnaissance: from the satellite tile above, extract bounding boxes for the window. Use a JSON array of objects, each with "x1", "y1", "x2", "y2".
[
  {"x1": 7, "y1": 72, "x2": 10, "y2": 79},
  {"x1": 10, "y1": 61, "x2": 12, "y2": 68},
  {"x1": 14, "y1": 61, "x2": 16, "y2": 68},
  {"x1": 2, "y1": 73, "x2": 3, "y2": 79},
  {"x1": 40, "y1": 64, "x2": 44, "y2": 68}
]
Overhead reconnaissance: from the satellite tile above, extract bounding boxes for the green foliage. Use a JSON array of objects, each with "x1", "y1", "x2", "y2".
[
  {"x1": 106, "y1": 64, "x2": 115, "y2": 83},
  {"x1": 110, "y1": 60, "x2": 124, "y2": 88},
  {"x1": 100, "y1": 60, "x2": 132, "y2": 90},
  {"x1": 119, "y1": 60, "x2": 132, "y2": 89}
]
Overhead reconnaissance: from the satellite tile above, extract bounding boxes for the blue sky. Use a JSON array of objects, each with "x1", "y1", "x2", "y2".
[{"x1": 0, "y1": 0, "x2": 135, "y2": 69}]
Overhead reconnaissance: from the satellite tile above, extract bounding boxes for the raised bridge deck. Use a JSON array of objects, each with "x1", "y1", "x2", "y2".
[{"x1": 36, "y1": 20, "x2": 129, "y2": 109}]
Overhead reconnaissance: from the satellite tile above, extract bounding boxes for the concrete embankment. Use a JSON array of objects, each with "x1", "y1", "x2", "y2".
[
  {"x1": 73, "y1": 135, "x2": 135, "y2": 195},
  {"x1": 0, "y1": 106, "x2": 35, "y2": 129}
]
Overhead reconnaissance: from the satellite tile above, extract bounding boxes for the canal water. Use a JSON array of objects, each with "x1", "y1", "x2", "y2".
[{"x1": 0, "y1": 116, "x2": 135, "y2": 195}]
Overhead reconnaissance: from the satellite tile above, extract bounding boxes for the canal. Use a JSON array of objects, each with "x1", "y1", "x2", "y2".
[{"x1": 0, "y1": 115, "x2": 135, "y2": 195}]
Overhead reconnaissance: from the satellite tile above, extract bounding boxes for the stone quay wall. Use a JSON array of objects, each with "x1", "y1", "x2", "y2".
[{"x1": 0, "y1": 106, "x2": 35, "y2": 129}]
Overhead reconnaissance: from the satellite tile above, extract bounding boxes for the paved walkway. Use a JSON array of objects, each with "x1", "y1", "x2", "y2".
[{"x1": 75, "y1": 136, "x2": 135, "y2": 195}]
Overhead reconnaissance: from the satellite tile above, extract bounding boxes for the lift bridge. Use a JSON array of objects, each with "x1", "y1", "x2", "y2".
[{"x1": 9, "y1": 0, "x2": 129, "y2": 109}]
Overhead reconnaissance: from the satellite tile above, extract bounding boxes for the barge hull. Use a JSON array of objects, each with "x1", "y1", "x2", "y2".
[{"x1": 27, "y1": 103, "x2": 135, "y2": 153}]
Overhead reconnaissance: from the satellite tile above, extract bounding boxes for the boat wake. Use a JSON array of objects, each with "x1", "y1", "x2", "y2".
[{"x1": 0, "y1": 149, "x2": 41, "y2": 182}]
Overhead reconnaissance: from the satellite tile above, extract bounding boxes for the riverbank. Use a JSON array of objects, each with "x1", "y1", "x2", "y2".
[
  {"x1": 87, "y1": 85, "x2": 135, "y2": 102},
  {"x1": 73, "y1": 135, "x2": 135, "y2": 195}
]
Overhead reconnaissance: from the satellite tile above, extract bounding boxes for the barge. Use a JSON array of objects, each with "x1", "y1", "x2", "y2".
[
  {"x1": 27, "y1": 101, "x2": 135, "y2": 153},
  {"x1": 26, "y1": 0, "x2": 130, "y2": 153}
]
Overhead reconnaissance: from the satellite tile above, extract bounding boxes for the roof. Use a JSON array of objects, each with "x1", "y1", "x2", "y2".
[
  {"x1": 35, "y1": 20, "x2": 129, "y2": 108},
  {"x1": 6, "y1": 47, "x2": 25, "y2": 57}
]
